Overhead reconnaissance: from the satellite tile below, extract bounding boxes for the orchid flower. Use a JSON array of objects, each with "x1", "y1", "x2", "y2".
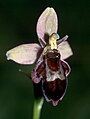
[{"x1": 6, "y1": 7, "x2": 73, "y2": 106}]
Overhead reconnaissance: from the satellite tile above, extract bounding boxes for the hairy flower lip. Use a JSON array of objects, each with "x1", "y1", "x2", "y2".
[{"x1": 42, "y1": 77, "x2": 68, "y2": 106}]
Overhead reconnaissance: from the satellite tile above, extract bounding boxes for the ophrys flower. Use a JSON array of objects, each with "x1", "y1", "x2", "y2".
[{"x1": 6, "y1": 7, "x2": 73, "y2": 106}]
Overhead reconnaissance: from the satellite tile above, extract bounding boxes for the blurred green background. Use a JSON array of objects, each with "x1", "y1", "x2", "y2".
[{"x1": 0, "y1": 0, "x2": 90, "y2": 119}]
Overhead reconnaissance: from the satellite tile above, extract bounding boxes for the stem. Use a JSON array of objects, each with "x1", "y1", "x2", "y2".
[{"x1": 33, "y1": 98, "x2": 44, "y2": 119}]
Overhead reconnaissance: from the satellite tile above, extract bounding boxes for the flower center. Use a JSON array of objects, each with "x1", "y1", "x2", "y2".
[{"x1": 49, "y1": 33, "x2": 59, "y2": 50}]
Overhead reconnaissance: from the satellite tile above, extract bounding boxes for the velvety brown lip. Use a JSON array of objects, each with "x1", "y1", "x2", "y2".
[
  {"x1": 42, "y1": 78, "x2": 67, "y2": 101},
  {"x1": 46, "y1": 49, "x2": 60, "y2": 71},
  {"x1": 32, "y1": 48, "x2": 70, "y2": 105}
]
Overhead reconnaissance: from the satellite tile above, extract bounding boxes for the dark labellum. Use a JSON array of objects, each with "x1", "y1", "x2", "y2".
[{"x1": 32, "y1": 48, "x2": 70, "y2": 106}]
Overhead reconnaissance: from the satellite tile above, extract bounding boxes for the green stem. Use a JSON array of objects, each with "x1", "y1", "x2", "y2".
[{"x1": 33, "y1": 98, "x2": 44, "y2": 119}]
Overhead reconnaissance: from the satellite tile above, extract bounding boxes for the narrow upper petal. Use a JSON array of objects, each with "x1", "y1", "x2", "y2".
[
  {"x1": 58, "y1": 40, "x2": 73, "y2": 60},
  {"x1": 6, "y1": 43, "x2": 41, "y2": 64},
  {"x1": 57, "y1": 35, "x2": 68, "y2": 44},
  {"x1": 36, "y1": 7, "x2": 58, "y2": 46}
]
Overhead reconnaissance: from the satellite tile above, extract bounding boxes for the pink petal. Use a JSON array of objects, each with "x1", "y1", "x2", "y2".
[
  {"x1": 58, "y1": 40, "x2": 73, "y2": 60},
  {"x1": 6, "y1": 43, "x2": 41, "y2": 64},
  {"x1": 36, "y1": 7, "x2": 58, "y2": 45},
  {"x1": 57, "y1": 35, "x2": 68, "y2": 44}
]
